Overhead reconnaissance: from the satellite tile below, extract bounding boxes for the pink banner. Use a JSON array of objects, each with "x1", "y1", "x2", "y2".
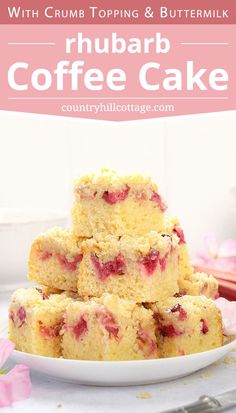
[
  {"x1": 1, "y1": 0, "x2": 235, "y2": 24},
  {"x1": 0, "y1": 24, "x2": 235, "y2": 120}
]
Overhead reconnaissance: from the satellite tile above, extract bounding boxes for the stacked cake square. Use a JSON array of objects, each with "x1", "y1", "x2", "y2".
[{"x1": 9, "y1": 170, "x2": 223, "y2": 360}]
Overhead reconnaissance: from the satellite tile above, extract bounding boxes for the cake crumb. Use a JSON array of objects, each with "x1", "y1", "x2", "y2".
[
  {"x1": 200, "y1": 371, "x2": 211, "y2": 378},
  {"x1": 212, "y1": 361, "x2": 221, "y2": 367},
  {"x1": 223, "y1": 357, "x2": 236, "y2": 364},
  {"x1": 136, "y1": 391, "x2": 152, "y2": 399}
]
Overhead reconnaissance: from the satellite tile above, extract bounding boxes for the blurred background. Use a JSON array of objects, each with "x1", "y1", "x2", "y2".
[{"x1": 0, "y1": 109, "x2": 235, "y2": 257}]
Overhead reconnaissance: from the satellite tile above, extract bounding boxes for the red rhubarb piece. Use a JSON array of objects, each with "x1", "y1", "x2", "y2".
[
  {"x1": 36, "y1": 288, "x2": 49, "y2": 300},
  {"x1": 153, "y1": 312, "x2": 182, "y2": 337},
  {"x1": 159, "y1": 324, "x2": 182, "y2": 337},
  {"x1": 159, "y1": 254, "x2": 168, "y2": 271},
  {"x1": 170, "y1": 304, "x2": 187, "y2": 321},
  {"x1": 91, "y1": 253, "x2": 126, "y2": 281},
  {"x1": 57, "y1": 253, "x2": 83, "y2": 271},
  {"x1": 139, "y1": 249, "x2": 159, "y2": 276},
  {"x1": 137, "y1": 328, "x2": 156, "y2": 356},
  {"x1": 39, "y1": 320, "x2": 64, "y2": 338},
  {"x1": 200, "y1": 319, "x2": 209, "y2": 334},
  {"x1": 150, "y1": 191, "x2": 167, "y2": 212},
  {"x1": 16, "y1": 307, "x2": 26, "y2": 327},
  {"x1": 9, "y1": 310, "x2": 14, "y2": 323},
  {"x1": 96, "y1": 310, "x2": 119, "y2": 338},
  {"x1": 39, "y1": 325, "x2": 54, "y2": 338},
  {"x1": 17, "y1": 307, "x2": 26, "y2": 322},
  {"x1": 102, "y1": 185, "x2": 130, "y2": 205},
  {"x1": 41, "y1": 251, "x2": 52, "y2": 260},
  {"x1": 173, "y1": 226, "x2": 186, "y2": 244},
  {"x1": 73, "y1": 316, "x2": 88, "y2": 341}
]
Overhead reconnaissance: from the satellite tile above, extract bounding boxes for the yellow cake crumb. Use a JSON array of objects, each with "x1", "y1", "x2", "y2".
[
  {"x1": 223, "y1": 357, "x2": 236, "y2": 364},
  {"x1": 200, "y1": 371, "x2": 211, "y2": 379},
  {"x1": 212, "y1": 361, "x2": 222, "y2": 367},
  {"x1": 136, "y1": 392, "x2": 152, "y2": 399}
]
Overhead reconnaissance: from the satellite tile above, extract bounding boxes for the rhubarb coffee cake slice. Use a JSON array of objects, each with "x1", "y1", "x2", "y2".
[
  {"x1": 28, "y1": 227, "x2": 84, "y2": 291},
  {"x1": 78, "y1": 231, "x2": 180, "y2": 303},
  {"x1": 149, "y1": 295, "x2": 223, "y2": 358},
  {"x1": 162, "y1": 216, "x2": 193, "y2": 279},
  {"x1": 62, "y1": 293, "x2": 158, "y2": 361},
  {"x1": 162, "y1": 218, "x2": 219, "y2": 299},
  {"x1": 9, "y1": 287, "x2": 77, "y2": 357},
  {"x1": 72, "y1": 169, "x2": 167, "y2": 238}
]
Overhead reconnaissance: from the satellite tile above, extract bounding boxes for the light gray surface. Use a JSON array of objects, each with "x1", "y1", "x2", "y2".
[{"x1": 1, "y1": 290, "x2": 236, "y2": 413}]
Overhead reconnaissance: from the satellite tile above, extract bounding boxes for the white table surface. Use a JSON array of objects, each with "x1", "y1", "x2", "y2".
[{"x1": 1, "y1": 290, "x2": 236, "y2": 413}]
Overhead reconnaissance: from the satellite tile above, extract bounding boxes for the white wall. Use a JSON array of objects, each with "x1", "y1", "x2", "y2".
[
  {"x1": 164, "y1": 112, "x2": 236, "y2": 252},
  {"x1": 0, "y1": 110, "x2": 235, "y2": 254},
  {"x1": 0, "y1": 113, "x2": 71, "y2": 211},
  {"x1": 0, "y1": 112, "x2": 166, "y2": 210},
  {"x1": 65, "y1": 118, "x2": 166, "y2": 205}
]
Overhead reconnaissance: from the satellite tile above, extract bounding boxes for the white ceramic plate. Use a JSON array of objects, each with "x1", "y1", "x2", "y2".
[{"x1": 1, "y1": 322, "x2": 236, "y2": 386}]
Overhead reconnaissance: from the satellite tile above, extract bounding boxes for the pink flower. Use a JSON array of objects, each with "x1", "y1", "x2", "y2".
[
  {"x1": 194, "y1": 235, "x2": 236, "y2": 272},
  {"x1": 0, "y1": 338, "x2": 32, "y2": 407},
  {"x1": 215, "y1": 298, "x2": 236, "y2": 335}
]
